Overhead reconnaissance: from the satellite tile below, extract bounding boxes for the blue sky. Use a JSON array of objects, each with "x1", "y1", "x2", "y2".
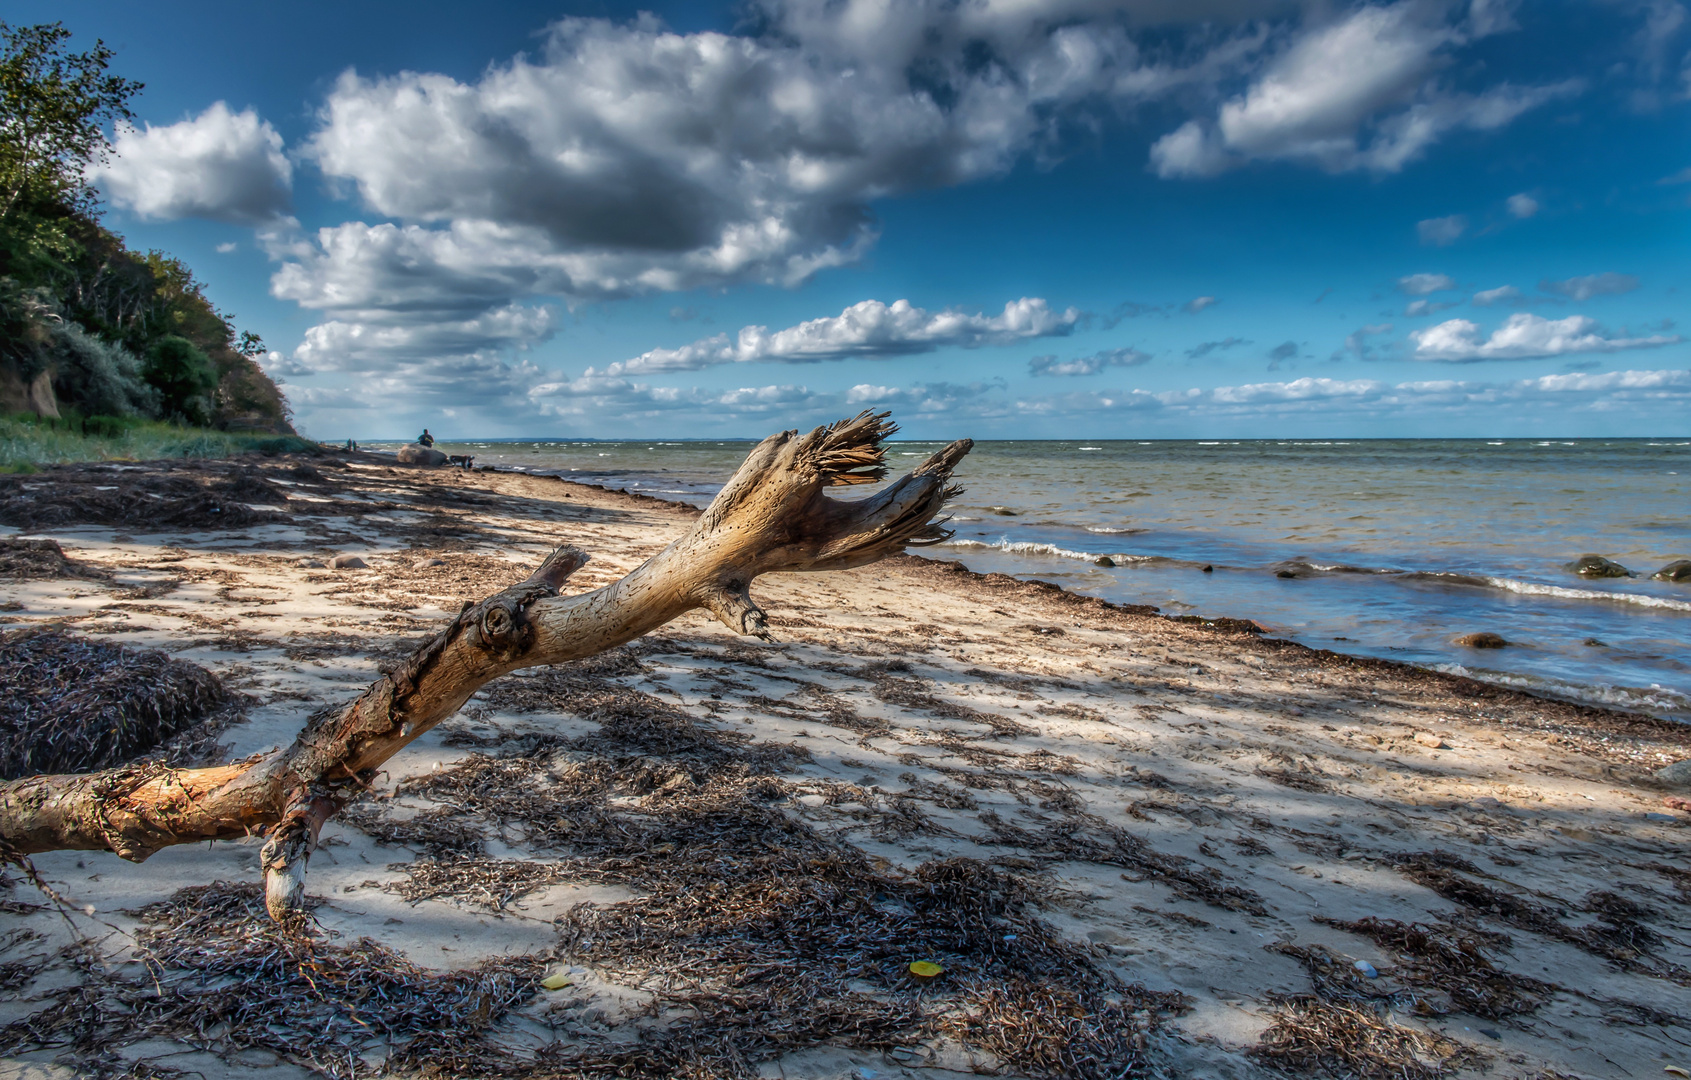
[{"x1": 24, "y1": 0, "x2": 1691, "y2": 439}]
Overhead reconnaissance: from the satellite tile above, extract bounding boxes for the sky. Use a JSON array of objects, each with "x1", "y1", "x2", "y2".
[{"x1": 23, "y1": 0, "x2": 1691, "y2": 439}]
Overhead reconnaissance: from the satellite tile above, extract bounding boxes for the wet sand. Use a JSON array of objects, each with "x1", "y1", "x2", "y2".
[{"x1": 2, "y1": 453, "x2": 1689, "y2": 1080}]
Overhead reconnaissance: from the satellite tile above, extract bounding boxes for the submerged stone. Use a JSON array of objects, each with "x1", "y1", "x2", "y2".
[
  {"x1": 1453, "y1": 632, "x2": 1509, "y2": 648},
  {"x1": 1652, "y1": 559, "x2": 1691, "y2": 583},
  {"x1": 1564, "y1": 554, "x2": 1633, "y2": 578}
]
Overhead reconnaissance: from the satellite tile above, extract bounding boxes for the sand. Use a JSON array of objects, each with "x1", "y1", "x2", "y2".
[{"x1": 2, "y1": 453, "x2": 1689, "y2": 1080}]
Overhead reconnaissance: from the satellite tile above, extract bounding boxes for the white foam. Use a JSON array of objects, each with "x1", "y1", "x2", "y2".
[
  {"x1": 1086, "y1": 526, "x2": 1142, "y2": 534},
  {"x1": 1479, "y1": 576, "x2": 1691, "y2": 613},
  {"x1": 946, "y1": 538, "x2": 1147, "y2": 564},
  {"x1": 1431, "y1": 664, "x2": 1691, "y2": 715}
]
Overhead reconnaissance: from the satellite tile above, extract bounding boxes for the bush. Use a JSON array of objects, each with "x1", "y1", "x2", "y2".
[
  {"x1": 144, "y1": 336, "x2": 217, "y2": 426},
  {"x1": 46, "y1": 321, "x2": 159, "y2": 418}
]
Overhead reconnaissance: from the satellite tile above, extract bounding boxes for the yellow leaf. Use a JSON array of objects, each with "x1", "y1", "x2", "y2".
[
  {"x1": 540, "y1": 972, "x2": 574, "y2": 990},
  {"x1": 908, "y1": 961, "x2": 944, "y2": 979},
  {"x1": 1664, "y1": 1067, "x2": 1690, "y2": 1078}
]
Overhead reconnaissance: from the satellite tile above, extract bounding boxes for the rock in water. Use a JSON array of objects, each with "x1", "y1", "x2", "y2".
[
  {"x1": 396, "y1": 443, "x2": 448, "y2": 466},
  {"x1": 1656, "y1": 760, "x2": 1691, "y2": 788},
  {"x1": 1095, "y1": 556, "x2": 1116, "y2": 567},
  {"x1": 1653, "y1": 559, "x2": 1691, "y2": 583},
  {"x1": 1453, "y1": 632, "x2": 1509, "y2": 648},
  {"x1": 1564, "y1": 554, "x2": 1633, "y2": 578},
  {"x1": 328, "y1": 554, "x2": 368, "y2": 569}
]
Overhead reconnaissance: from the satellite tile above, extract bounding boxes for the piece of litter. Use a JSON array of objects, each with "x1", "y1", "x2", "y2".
[
  {"x1": 908, "y1": 961, "x2": 944, "y2": 980},
  {"x1": 1353, "y1": 960, "x2": 1378, "y2": 978},
  {"x1": 1664, "y1": 1066, "x2": 1690, "y2": 1078},
  {"x1": 1003, "y1": 933, "x2": 1017, "y2": 941},
  {"x1": 540, "y1": 972, "x2": 574, "y2": 990}
]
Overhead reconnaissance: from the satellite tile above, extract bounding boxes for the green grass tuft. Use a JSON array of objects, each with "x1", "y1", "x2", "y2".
[{"x1": 0, "y1": 413, "x2": 318, "y2": 470}]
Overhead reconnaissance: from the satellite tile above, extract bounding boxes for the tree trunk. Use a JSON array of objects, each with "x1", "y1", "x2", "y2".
[{"x1": 0, "y1": 413, "x2": 971, "y2": 919}]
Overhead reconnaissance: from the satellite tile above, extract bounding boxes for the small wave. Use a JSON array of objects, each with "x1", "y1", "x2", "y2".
[
  {"x1": 946, "y1": 538, "x2": 1152, "y2": 564},
  {"x1": 1478, "y1": 577, "x2": 1691, "y2": 612},
  {"x1": 1432, "y1": 664, "x2": 1691, "y2": 716},
  {"x1": 1086, "y1": 526, "x2": 1147, "y2": 535}
]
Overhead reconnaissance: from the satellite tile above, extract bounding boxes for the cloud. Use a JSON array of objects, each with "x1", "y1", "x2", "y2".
[
  {"x1": 1149, "y1": 2, "x2": 1580, "y2": 178},
  {"x1": 1506, "y1": 192, "x2": 1539, "y2": 218},
  {"x1": 1410, "y1": 312, "x2": 1680, "y2": 361},
  {"x1": 1472, "y1": 285, "x2": 1525, "y2": 306},
  {"x1": 1333, "y1": 322, "x2": 1395, "y2": 361},
  {"x1": 1186, "y1": 336, "x2": 1250, "y2": 359},
  {"x1": 1404, "y1": 298, "x2": 1458, "y2": 317},
  {"x1": 215, "y1": 242, "x2": 238, "y2": 254},
  {"x1": 600, "y1": 297, "x2": 1079, "y2": 377},
  {"x1": 1268, "y1": 341, "x2": 1299, "y2": 361},
  {"x1": 1029, "y1": 347, "x2": 1151, "y2": 377},
  {"x1": 1417, "y1": 214, "x2": 1467, "y2": 246},
  {"x1": 92, "y1": 102, "x2": 291, "y2": 224},
  {"x1": 1539, "y1": 272, "x2": 1640, "y2": 301},
  {"x1": 1398, "y1": 272, "x2": 1457, "y2": 295},
  {"x1": 1184, "y1": 295, "x2": 1219, "y2": 314}
]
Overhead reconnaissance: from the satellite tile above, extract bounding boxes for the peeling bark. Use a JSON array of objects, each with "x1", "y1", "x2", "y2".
[{"x1": 0, "y1": 413, "x2": 970, "y2": 919}]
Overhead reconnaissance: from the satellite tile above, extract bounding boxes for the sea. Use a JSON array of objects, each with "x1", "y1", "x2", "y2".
[{"x1": 368, "y1": 436, "x2": 1691, "y2": 722}]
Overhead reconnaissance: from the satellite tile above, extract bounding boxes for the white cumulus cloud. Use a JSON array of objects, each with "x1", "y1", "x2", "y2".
[
  {"x1": 1506, "y1": 192, "x2": 1539, "y2": 218},
  {"x1": 1410, "y1": 313, "x2": 1681, "y2": 361},
  {"x1": 92, "y1": 102, "x2": 291, "y2": 224},
  {"x1": 1417, "y1": 214, "x2": 1467, "y2": 246},
  {"x1": 600, "y1": 297, "x2": 1079, "y2": 376},
  {"x1": 1472, "y1": 285, "x2": 1525, "y2": 306},
  {"x1": 1029, "y1": 347, "x2": 1151, "y2": 377},
  {"x1": 1149, "y1": 2, "x2": 1580, "y2": 178}
]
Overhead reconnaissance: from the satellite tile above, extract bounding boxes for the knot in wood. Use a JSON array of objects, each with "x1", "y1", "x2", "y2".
[{"x1": 480, "y1": 600, "x2": 522, "y2": 650}]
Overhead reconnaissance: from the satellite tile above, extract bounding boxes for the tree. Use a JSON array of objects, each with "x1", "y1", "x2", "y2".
[
  {"x1": 144, "y1": 335, "x2": 218, "y2": 425},
  {"x1": 0, "y1": 415, "x2": 971, "y2": 920},
  {"x1": 0, "y1": 21, "x2": 142, "y2": 222}
]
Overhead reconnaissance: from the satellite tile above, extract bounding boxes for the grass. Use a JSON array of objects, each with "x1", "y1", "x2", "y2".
[{"x1": 0, "y1": 413, "x2": 317, "y2": 472}]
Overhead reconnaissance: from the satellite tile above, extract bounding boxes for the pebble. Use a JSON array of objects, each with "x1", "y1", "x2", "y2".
[
  {"x1": 328, "y1": 554, "x2": 368, "y2": 569},
  {"x1": 1353, "y1": 960, "x2": 1378, "y2": 978},
  {"x1": 295, "y1": 558, "x2": 326, "y2": 569},
  {"x1": 797, "y1": 794, "x2": 827, "y2": 808},
  {"x1": 1414, "y1": 732, "x2": 1447, "y2": 749}
]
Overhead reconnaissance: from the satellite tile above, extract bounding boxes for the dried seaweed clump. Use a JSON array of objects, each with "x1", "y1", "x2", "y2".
[
  {"x1": 1249, "y1": 998, "x2": 1463, "y2": 1080},
  {"x1": 0, "y1": 882, "x2": 541, "y2": 1080},
  {"x1": 0, "y1": 537, "x2": 79, "y2": 579},
  {"x1": 0, "y1": 628, "x2": 228, "y2": 779},
  {"x1": 1395, "y1": 852, "x2": 1685, "y2": 982},
  {"x1": 1319, "y1": 916, "x2": 1556, "y2": 1018},
  {"x1": 0, "y1": 465, "x2": 288, "y2": 531}
]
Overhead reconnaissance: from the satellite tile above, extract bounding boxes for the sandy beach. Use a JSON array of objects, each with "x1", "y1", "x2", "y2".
[{"x1": 3, "y1": 452, "x2": 1689, "y2": 1080}]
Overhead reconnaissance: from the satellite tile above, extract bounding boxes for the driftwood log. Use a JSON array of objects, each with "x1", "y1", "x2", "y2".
[{"x1": 0, "y1": 413, "x2": 970, "y2": 919}]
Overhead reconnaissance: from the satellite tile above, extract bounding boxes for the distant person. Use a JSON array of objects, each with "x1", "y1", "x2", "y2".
[
  {"x1": 344, "y1": 438, "x2": 357, "y2": 451},
  {"x1": 418, "y1": 429, "x2": 434, "y2": 447}
]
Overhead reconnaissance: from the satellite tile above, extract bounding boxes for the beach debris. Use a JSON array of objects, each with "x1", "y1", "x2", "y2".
[
  {"x1": 1452, "y1": 632, "x2": 1508, "y2": 648},
  {"x1": 1657, "y1": 760, "x2": 1691, "y2": 787},
  {"x1": 1353, "y1": 960, "x2": 1379, "y2": 978},
  {"x1": 295, "y1": 556, "x2": 326, "y2": 568},
  {"x1": 1665, "y1": 1064, "x2": 1690, "y2": 1077},
  {"x1": 1565, "y1": 553, "x2": 1634, "y2": 578},
  {"x1": 1653, "y1": 560, "x2": 1691, "y2": 582},
  {"x1": 327, "y1": 553, "x2": 369, "y2": 569},
  {"x1": 908, "y1": 960, "x2": 945, "y2": 980},
  {"x1": 1414, "y1": 732, "x2": 1447, "y2": 749},
  {"x1": 1249, "y1": 997, "x2": 1463, "y2": 1080},
  {"x1": 1663, "y1": 796, "x2": 1691, "y2": 812},
  {"x1": 540, "y1": 971, "x2": 574, "y2": 990},
  {"x1": 0, "y1": 536, "x2": 79, "y2": 579},
  {"x1": 0, "y1": 464, "x2": 290, "y2": 531},
  {"x1": 0, "y1": 628, "x2": 230, "y2": 779},
  {"x1": 414, "y1": 556, "x2": 448, "y2": 568}
]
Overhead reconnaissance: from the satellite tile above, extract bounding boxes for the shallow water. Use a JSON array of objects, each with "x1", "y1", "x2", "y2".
[{"x1": 367, "y1": 436, "x2": 1691, "y2": 720}]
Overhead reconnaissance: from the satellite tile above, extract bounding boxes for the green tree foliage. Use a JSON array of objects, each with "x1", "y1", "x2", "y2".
[
  {"x1": 143, "y1": 335, "x2": 217, "y2": 424},
  {"x1": 0, "y1": 21, "x2": 292, "y2": 433}
]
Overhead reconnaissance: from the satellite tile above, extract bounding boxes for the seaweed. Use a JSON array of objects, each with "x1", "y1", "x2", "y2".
[{"x1": 0, "y1": 628, "x2": 233, "y2": 778}]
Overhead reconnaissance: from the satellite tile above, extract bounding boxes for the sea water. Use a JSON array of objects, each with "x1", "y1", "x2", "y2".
[{"x1": 372, "y1": 437, "x2": 1691, "y2": 721}]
